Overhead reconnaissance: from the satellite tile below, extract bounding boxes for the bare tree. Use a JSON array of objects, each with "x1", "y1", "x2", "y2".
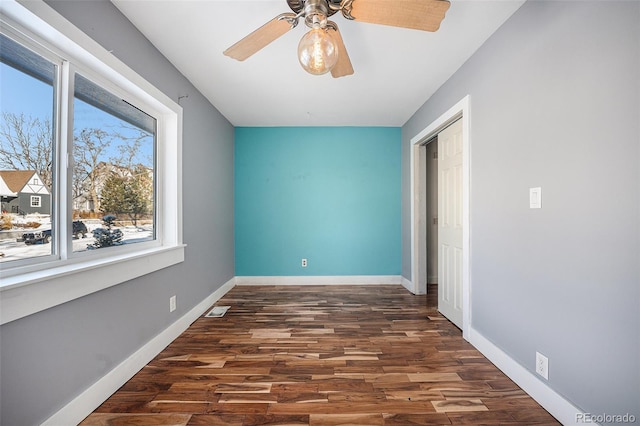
[
  {"x1": 73, "y1": 128, "x2": 113, "y2": 212},
  {"x1": 1, "y1": 112, "x2": 153, "y2": 218},
  {"x1": 0, "y1": 112, "x2": 53, "y2": 188},
  {"x1": 112, "y1": 125, "x2": 153, "y2": 169},
  {"x1": 73, "y1": 125, "x2": 152, "y2": 214}
]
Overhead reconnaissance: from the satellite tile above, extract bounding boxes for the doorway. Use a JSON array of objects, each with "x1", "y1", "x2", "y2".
[
  {"x1": 410, "y1": 95, "x2": 470, "y2": 339},
  {"x1": 424, "y1": 139, "x2": 438, "y2": 288}
]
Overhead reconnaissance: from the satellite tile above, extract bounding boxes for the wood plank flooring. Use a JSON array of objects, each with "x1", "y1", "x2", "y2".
[{"x1": 81, "y1": 285, "x2": 560, "y2": 425}]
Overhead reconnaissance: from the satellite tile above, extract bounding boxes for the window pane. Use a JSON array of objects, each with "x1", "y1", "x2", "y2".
[
  {"x1": 72, "y1": 73, "x2": 156, "y2": 253},
  {"x1": 0, "y1": 33, "x2": 56, "y2": 263}
]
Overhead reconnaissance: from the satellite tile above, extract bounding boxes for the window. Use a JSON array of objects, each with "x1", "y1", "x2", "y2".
[
  {"x1": 0, "y1": 1, "x2": 184, "y2": 325},
  {"x1": 72, "y1": 73, "x2": 156, "y2": 253},
  {"x1": 0, "y1": 31, "x2": 55, "y2": 260},
  {"x1": 1, "y1": 33, "x2": 158, "y2": 260}
]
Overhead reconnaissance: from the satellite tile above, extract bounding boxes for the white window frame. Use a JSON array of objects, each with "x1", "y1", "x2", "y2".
[
  {"x1": 0, "y1": 0, "x2": 184, "y2": 325},
  {"x1": 30, "y1": 195, "x2": 41, "y2": 207},
  {"x1": 68, "y1": 65, "x2": 159, "y2": 257}
]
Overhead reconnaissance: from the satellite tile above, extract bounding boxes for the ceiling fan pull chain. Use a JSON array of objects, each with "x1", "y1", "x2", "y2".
[{"x1": 340, "y1": 0, "x2": 355, "y2": 20}]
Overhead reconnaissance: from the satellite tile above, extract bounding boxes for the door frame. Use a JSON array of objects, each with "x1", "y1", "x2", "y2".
[{"x1": 410, "y1": 95, "x2": 470, "y2": 340}]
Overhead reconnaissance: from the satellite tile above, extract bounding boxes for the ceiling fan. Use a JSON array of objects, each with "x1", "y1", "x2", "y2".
[{"x1": 223, "y1": 0, "x2": 451, "y2": 78}]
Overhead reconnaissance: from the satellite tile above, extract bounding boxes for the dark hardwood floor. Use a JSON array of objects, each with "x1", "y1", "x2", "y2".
[{"x1": 81, "y1": 284, "x2": 560, "y2": 425}]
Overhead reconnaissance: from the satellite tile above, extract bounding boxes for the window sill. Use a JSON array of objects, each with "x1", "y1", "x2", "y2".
[{"x1": 0, "y1": 244, "x2": 185, "y2": 325}]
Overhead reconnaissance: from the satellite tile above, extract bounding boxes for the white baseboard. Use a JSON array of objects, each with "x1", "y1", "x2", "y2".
[
  {"x1": 401, "y1": 276, "x2": 414, "y2": 294},
  {"x1": 42, "y1": 277, "x2": 236, "y2": 426},
  {"x1": 235, "y1": 275, "x2": 402, "y2": 286},
  {"x1": 469, "y1": 327, "x2": 584, "y2": 426}
]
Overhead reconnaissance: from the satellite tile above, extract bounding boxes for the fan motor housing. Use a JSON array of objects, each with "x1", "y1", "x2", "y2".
[{"x1": 287, "y1": 0, "x2": 340, "y2": 16}]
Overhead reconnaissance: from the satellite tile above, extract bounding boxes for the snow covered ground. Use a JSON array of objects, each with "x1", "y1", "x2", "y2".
[{"x1": 0, "y1": 214, "x2": 153, "y2": 263}]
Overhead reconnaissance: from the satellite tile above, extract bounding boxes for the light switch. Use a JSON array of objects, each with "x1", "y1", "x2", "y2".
[{"x1": 529, "y1": 187, "x2": 542, "y2": 209}]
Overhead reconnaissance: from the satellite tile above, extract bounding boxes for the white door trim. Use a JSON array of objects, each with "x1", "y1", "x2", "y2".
[{"x1": 410, "y1": 95, "x2": 470, "y2": 340}]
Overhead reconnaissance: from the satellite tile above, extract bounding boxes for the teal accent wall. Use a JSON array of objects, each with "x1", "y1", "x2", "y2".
[{"x1": 235, "y1": 127, "x2": 401, "y2": 276}]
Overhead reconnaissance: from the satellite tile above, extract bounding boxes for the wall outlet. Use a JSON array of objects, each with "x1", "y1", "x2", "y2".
[
  {"x1": 169, "y1": 295, "x2": 177, "y2": 312},
  {"x1": 536, "y1": 351, "x2": 549, "y2": 380},
  {"x1": 301, "y1": 258, "x2": 308, "y2": 268}
]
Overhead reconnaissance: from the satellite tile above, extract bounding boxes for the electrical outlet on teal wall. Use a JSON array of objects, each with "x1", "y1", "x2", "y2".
[{"x1": 234, "y1": 127, "x2": 401, "y2": 276}]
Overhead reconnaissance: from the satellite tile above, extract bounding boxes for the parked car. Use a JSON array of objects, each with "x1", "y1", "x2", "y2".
[
  {"x1": 19, "y1": 221, "x2": 88, "y2": 245},
  {"x1": 72, "y1": 220, "x2": 88, "y2": 239},
  {"x1": 21, "y1": 229, "x2": 51, "y2": 245}
]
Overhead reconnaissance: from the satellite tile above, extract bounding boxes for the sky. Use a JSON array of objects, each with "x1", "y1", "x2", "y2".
[
  {"x1": 1, "y1": 62, "x2": 52, "y2": 119},
  {"x1": 1, "y1": 61, "x2": 153, "y2": 168}
]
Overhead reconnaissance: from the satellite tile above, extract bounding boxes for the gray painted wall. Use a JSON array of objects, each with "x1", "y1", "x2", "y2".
[
  {"x1": 0, "y1": 1, "x2": 235, "y2": 425},
  {"x1": 402, "y1": 1, "x2": 639, "y2": 421}
]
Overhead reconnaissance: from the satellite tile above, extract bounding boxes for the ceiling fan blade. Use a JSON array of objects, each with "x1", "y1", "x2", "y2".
[
  {"x1": 224, "y1": 13, "x2": 297, "y2": 61},
  {"x1": 349, "y1": 0, "x2": 450, "y2": 32},
  {"x1": 327, "y1": 22, "x2": 354, "y2": 78}
]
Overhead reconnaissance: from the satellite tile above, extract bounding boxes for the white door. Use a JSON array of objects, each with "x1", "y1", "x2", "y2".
[{"x1": 438, "y1": 118, "x2": 463, "y2": 328}]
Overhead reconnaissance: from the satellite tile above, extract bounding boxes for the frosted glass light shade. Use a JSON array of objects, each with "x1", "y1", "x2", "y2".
[{"x1": 297, "y1": 27, "x2": 338, "y2": 75}]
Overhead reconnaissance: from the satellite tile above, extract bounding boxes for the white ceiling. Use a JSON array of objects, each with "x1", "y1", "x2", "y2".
[{"x1": 112, "y1": 0, "x2": 525, "y2": 127}]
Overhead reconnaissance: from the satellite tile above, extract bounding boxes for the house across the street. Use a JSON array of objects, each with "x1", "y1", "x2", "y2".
[{"x1": 0, "y1": 170, "x2": 51, "y2": 215}]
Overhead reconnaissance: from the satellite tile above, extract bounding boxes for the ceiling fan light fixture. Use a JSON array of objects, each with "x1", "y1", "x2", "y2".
[
  {"x1": 296, "y1": 0, "x2": 338, "y2": 75},
  {"x1": 298, "y1": 25, "x2": 338, "y2": 75}
]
